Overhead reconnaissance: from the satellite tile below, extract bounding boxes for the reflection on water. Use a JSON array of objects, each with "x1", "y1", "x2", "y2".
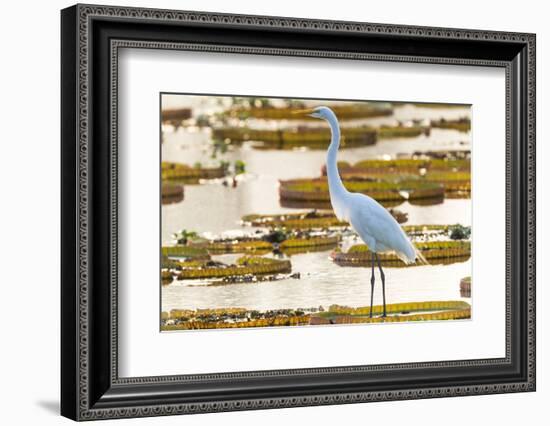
[
  {"x1": 162, "y1": 254, "x2": 471, "y2": 312},
  {"x1": 162, "y1": 178, "x2": 470, "y2": 240},
  {"x1": 161, "y1": 102, "x2": 471, "y2": 312}
]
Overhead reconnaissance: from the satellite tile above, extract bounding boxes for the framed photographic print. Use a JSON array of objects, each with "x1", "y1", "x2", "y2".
[{"x1": 61, "y1": 4, "x2": 536, "y2": 421}]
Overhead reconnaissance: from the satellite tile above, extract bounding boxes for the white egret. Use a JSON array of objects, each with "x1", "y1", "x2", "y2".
[{"x1": 297, "y1": 106, "x2": 427, "y2": 317}]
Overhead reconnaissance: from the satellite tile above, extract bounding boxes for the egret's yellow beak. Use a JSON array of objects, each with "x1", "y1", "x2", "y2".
[{"x1": 292, "y1": 108, "x2": 315, "y2": 116}]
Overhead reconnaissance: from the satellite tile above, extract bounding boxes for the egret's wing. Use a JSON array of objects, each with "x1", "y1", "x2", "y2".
[{"x1": 349, "y1": 194, "x2": 416, "y2": 264}]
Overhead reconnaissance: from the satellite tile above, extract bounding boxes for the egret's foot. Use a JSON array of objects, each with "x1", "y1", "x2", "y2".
[{"x1": 380, "y1": 313, "x2": 387, "y2": 319}]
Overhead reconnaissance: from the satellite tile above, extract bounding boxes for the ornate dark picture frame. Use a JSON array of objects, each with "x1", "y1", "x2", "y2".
[{"x1": 61, "y1": 4, "x2": 536, "y2": 421}]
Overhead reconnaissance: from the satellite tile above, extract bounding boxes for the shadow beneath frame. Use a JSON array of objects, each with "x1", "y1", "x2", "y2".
[{"x1": 36, "y1": 400, "x2": 59, "y2": 415}]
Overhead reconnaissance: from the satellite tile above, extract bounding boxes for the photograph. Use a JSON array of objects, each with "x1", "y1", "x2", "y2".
[
  {"x1": 160, "y1": 94, "x2": 473, "y2": 331},
  {"x1": 55, "y1": 2, "x2": 536, "y2": 421}
]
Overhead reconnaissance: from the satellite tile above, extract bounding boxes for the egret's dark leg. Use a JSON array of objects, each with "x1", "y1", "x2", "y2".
[
  {"x1": 370, "y1": 252, "x2": 375, "y2": 318},
  {"x1": 375, "y1": 254, "x2": 387, "y2": 317}
]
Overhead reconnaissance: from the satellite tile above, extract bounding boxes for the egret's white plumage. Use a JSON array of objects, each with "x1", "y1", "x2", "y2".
[
  {"x1": 348, "y1": 193, "x2": 417, "y2": 264},
  {"x1": 312, "y1": 105, "x2": 425, "y2": 264},
  {"x1": 306, "y1": 106, "x2": 426, "y2": 316}
]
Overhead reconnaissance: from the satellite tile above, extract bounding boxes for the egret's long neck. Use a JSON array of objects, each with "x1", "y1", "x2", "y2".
[{"x1": 325, "y1": 113, "x2": 348, "y2": 202}]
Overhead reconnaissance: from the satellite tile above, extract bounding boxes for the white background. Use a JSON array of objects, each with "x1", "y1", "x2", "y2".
[
  {"x1": 119, "y1": 49, "x2": 505, "y2": 377},
  {"x1": 0, "y1": 0, "x2": 547, "y2": 425}
]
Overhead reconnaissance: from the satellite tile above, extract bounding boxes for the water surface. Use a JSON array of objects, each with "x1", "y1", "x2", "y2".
[{"x1": 161, "y1": 103, "x2": 472, "y2": 313}]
